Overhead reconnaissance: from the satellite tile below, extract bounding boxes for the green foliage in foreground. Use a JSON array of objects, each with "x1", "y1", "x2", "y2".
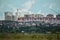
[{"x1": 0, "y1": 33, "x2": 60, "y2": 40}]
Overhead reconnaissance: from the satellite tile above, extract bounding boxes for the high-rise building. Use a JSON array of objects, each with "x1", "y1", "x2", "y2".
[
  {"x1": 35, "y1": 14, "x2": 44, "y2": 18},
  {"x1": 5, "y1": 12, "x2": 13, "y2": 21},
  {"x1": 46, "y1": 14, "x2": 54, "y2": 18},
  {"x1": 45, "y1": 14, "x2": 55, "y2": 24},
  {"x1": 12, "y1": 15, "x2": 16, "y2": 21},
  {"x1": 56, "y1": 14, "x2": 60, "y2": 19},
  {"x1": 5, "y1": 12, "x2": 16, "y2": 21}
]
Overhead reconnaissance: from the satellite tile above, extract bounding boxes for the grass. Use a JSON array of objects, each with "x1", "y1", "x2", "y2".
[{"x1": 0, "y1": 33, "x2": 60, "y2": 40}]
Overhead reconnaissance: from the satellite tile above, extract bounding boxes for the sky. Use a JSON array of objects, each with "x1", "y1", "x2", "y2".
[{"x1": 0, "y1": 0, "x2": 60, "y2": 20}]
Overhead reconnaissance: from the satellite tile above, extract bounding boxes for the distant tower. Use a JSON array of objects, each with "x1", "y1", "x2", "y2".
[
  {"x1": 16, "y1": 9, "x2": 20, "y2": 21},
  {"x1": 16, "y1": 9, "x2": 19, "y2": 17}
]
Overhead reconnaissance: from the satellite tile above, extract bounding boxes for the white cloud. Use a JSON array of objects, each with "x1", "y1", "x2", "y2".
[
  {"x1": 7, "y1": 4, "x2": 18, "y2": 15},
  {"x1": 0, "y1": 0, "x2": 36, "y2": 18},
  {"x1": 49, "y1": 4, "x2": 53, "y2": 9},
  {"x1": 20, "y1": 10, "x2": 34, "y2": 16},
  {"x1": 22, "y1": 0, "x2": 36, "y2": 11},
  {"x1": 14, "y1": 0, "x2": 36, "y2": 16},
  {"x1": 5, "y1": 0, "x2": 36, "y2": 15}
]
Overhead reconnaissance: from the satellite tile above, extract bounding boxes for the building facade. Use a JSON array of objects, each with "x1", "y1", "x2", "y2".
[
  {"x1": 5, "y1": 12, "x2": 15, "y2": 21},
  {"x1": 18, "y1": 14, "x2": 60, "y2": 24},
  {"x1": 5, "y1": 12, "x2": 13, "y2": 21}
]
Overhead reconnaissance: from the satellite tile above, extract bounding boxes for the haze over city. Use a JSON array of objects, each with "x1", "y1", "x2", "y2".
[{"x1": 0, "y1": 0, "x2": 60, "y2": 20}]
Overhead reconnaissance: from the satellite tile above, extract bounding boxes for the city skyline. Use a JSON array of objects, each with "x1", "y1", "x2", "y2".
[{"x1": 0, "y1": 0, "x2": 60, "y2": 20}]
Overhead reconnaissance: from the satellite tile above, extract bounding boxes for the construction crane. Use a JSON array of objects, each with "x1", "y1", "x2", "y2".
[{"x1": 49, "y1": 8, "x2": 59, "y2": 14}]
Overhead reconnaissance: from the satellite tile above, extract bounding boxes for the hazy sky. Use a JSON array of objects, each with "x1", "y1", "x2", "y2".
[{"x1": 0, "y1": 0, "x2": 60, "y2": 20}]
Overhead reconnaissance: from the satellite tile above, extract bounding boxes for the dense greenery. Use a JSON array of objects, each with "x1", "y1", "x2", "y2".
[
  {"x1": 0, "y1": 21, "x2": 60, "y2": 40},
  {"x1": 0, "y1": 24, "x2": 60, "y2": 33},
  {"x1": 0, "y1": 23, "x2": 60, "y2": 33}
]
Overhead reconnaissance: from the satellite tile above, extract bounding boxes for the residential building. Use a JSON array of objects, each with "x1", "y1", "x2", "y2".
[{"x1": 5, "y1": 12, "x2": 13, "y2": 21}]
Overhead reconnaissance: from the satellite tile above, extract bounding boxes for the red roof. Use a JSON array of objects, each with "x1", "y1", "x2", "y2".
[{"x1": 18, "y1": 17, "x2": 24, "y2": 20}]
